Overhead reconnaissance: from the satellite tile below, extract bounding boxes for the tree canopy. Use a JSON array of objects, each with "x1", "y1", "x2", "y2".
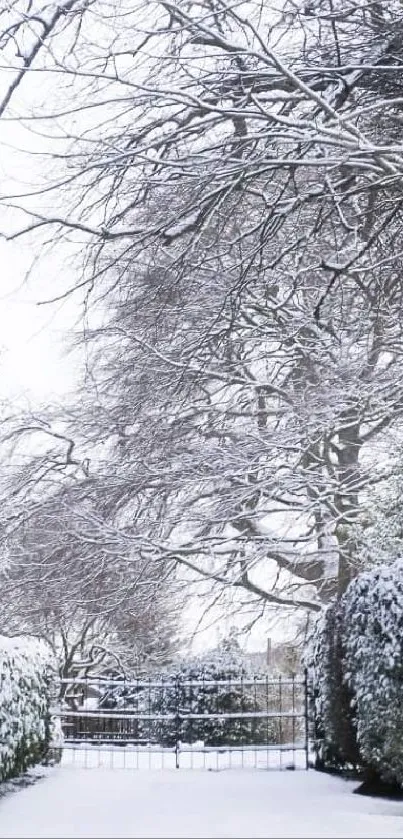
[{"x1": 1, "y1": 1, "x2": 403, "y2": 634}]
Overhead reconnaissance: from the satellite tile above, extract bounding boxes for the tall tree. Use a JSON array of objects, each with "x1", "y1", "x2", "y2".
[
  {"x1": 1, "y1": 0, "x2": 403, "y2": 618},
  {"x1": 0, "y1": 468, "x2": 180, "y2": 678}
]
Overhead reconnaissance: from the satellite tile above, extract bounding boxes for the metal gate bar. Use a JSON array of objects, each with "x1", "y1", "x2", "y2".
[{"x1": 53, "y1": 672, "x2": 310, "y2": 770}]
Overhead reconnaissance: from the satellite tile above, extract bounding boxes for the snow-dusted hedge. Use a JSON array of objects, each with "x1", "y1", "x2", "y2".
[
  {"x1": 308, "y1": 602, "x2": 359, "y2": 772},
  {"x1": 152, "y1": 643, "x2": 274, "y2": 747},
  {"x1": 0, "y1": 636, "x2": 59, "y2": 782},
  {"x1": 343, "y1": 561, "x2": 403, "y2": 785},
  {"x1": 99, "y1": 639, "x2": 277, "y2": 748},
  {"x1": 309, "y1": 559, "x2": 403, "y2": 785}
]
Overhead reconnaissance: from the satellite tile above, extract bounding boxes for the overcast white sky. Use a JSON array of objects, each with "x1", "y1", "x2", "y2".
[{"x1": 0, "y1": 93, "x2": 82, "y2": 408}]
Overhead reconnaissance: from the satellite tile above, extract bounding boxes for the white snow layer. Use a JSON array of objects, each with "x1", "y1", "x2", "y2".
[{"x1": 1, "y1": 767, "x2": 403, "y2": 838}]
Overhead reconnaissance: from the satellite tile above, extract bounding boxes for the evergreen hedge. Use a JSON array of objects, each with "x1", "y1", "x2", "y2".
[
  {"x1": 309, "y1": 559, "x2": 403, "y2": 787},
  {"x1": 308, "y1": 602, "x2": 359, "y2": 772},
  {"x1": 0, "y1": 636, "x2": 59, "y2": 782}
]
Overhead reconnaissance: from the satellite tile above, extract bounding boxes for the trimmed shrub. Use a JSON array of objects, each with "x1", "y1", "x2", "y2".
[
  {"x1": 307, "y1": 602, "x2": 359, "y2": 772},
  {"x1": 309, "y1": 559, "x2": 403, "y2": 786},
  {"x1": 147, "y1": 639, "x2": 277, "y2": 747},
  {"x1": 342, "y1": 560, "x2": 403, "y2": 786},
  {"x1": 0, "y1": 635, "x2": 59, "y2": 782}
]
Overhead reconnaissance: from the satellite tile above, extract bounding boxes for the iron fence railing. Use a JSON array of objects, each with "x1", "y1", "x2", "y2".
[{"x1": 53, "y1": 672, "x2": 310, "y2": 770}]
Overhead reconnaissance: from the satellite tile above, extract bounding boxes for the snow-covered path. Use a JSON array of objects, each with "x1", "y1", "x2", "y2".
[{"x1": 1, "y1": 767, "x2": 403, "y2": 838}]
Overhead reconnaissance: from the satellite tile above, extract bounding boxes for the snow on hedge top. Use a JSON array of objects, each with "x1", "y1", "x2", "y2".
[{"x1": 343, "y1": 558, "x2": 403, "y2": 674}]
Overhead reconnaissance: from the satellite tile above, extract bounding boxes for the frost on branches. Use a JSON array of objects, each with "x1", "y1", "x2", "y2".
[
  {"x1": 0, "y1": 635, "x2": 60, "y2": 782},
  {"x1": 354, "y1": 470, "x2": 403, "y2": 569},
  {"x1": 309, "y1": 559, "x2": 403, "y2": 786}
]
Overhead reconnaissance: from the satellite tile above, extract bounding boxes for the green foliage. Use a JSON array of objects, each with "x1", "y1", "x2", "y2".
[
  {"x1": 309, "y1": 559, "x2": 403, "y2": 786},
  {"x1": 0, "y1": 636, "x2": 59, "y2": 782},
  {"x1": 150, "y1": 639, "x2": 277, "y2": 747},
  {"x1": 343, "y1": 561, "x2": 403, "y2": 786},
  {"x1": 307, "y1": 603, "x2": 359, "y2": 772}
]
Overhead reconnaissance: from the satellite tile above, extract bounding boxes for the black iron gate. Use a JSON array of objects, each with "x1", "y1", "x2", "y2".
[{"x1": 55, "y1": 673, "x2": 309, "y2": 770}]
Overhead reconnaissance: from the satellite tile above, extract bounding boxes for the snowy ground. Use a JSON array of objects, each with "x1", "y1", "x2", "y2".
[{"x1": 1, "y1": 765, "x2": 403, "y2": 838}]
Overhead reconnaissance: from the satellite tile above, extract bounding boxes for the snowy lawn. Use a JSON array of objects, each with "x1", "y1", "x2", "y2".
[{"x1": 1, "y1": 767, "x2": 403, "y2": 838}]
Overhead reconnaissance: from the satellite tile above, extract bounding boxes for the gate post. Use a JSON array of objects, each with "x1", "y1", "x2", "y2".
[{"x1": 174, "y1": 676, "x2": 180, "y2": 769}]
